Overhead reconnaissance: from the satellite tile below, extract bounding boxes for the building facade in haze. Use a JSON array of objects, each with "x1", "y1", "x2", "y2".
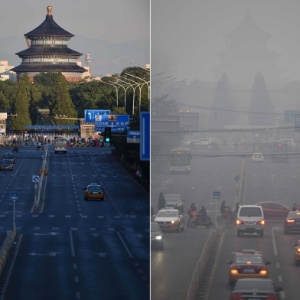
[{"x1": 12, "y1": 6, "x2": 86, "y2": 82}]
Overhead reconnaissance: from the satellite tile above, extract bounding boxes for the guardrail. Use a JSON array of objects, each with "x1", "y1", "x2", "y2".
[
  {"x1": 0, "y1": 230, "x2": 16, "y2": 277},
  {"x1": 184, "y1": 227, "x2": 221, "y2": 300}
]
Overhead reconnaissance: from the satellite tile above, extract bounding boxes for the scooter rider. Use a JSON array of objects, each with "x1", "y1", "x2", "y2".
[
  {"x1": 198, "y1": 205, "x2": 207, "y2": 223},
  {"x1": 187, "y1": 203, "x2": 197, "y2": 226}
]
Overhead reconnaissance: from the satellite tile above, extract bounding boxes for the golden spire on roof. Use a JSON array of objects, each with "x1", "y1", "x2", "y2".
[{"x1": 47, "y1": 6, "x2": 52, "y2": 16}]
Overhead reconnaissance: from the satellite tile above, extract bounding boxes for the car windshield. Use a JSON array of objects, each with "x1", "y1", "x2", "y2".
[
  {"x1": 157, "y1": 210, "x2": 178, "y2": 218},
  {"x1": 239, "y1": 207, "x2": 262, "y2": 217}
]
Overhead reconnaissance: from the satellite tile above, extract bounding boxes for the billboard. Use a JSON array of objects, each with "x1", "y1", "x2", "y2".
[
  {"x1": 84, "y1": 109, "x2": 110, "y2": 122},
  {"x1": 94, "y1": 115, "x2": 130, "y2": 132}
]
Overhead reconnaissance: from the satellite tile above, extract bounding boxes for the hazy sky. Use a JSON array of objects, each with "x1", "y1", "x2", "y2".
[
  {"x1": 152, "y1": 0, "x2": 300, "y2": 84},
  {"x1": 0, "y1": 0, "x2": 149, "y2": 76}
]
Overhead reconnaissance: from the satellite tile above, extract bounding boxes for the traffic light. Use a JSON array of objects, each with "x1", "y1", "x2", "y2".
[{"x1": 104, "y1": 127, "x2": 111, "y2": 143}]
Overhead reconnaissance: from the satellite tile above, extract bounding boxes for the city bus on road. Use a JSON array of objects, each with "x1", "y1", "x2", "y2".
[
  {"x1": 54, "y1": 136, "x2": 67, "y2": 153},
  {"x1": 170, "y1": 148, "x2": 191, "y2": 173}
]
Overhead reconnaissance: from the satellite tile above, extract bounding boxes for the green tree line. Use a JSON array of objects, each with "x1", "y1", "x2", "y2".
[{"x1": 0, "y1": 67, "x2": 149, "y2": 131}]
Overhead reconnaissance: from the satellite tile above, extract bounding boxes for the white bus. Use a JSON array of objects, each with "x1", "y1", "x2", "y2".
[{"x1": 54, "y1": 136, "x2": 67, "y2": 153}]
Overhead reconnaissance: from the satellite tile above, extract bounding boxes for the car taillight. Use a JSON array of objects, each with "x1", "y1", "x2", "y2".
[
  {"x1": 259, "y1": 269, "x2": 268, "y2": 276},
  {"x1": 258, "y1": 220, "x2": 265, "y2": 225},
  {"x1": 236, "y1": 219, "x2": 244, "y2": 225},
  {"x1": 231, "y1": 294, "x2": 244, "y2": 300},
  {"x1": 230, "y1": 268, "x2": 238, "y2": 275},
  {"x1": 266, "y1": 295, "x2": 277, "y2": 300},
  {"x1": 287, "y1": 219, "x2": 295, "y2": 223}
]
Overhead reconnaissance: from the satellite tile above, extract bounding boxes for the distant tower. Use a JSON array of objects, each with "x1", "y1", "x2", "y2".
[
  {"x1": 84, "y1": 53, "x2": 91, "y2": 68},
  {"x1": 12, "y1": 6, "x2": 86, "y2": 82}
]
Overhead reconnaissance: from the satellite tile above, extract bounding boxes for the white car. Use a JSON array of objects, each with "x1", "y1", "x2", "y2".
[
  {"x1": 154, "y1": 209, "x2": 184, "y2": 232},
  {"x1": 252, "y1": 153, "x2": 264, "y2": 162}
]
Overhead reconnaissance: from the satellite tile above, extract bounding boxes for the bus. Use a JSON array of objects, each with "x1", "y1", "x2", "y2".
[
  {"x1": 54, "y1": 136, "x2": 67, "y2": 153},
  {"x1": 170, "y1": 148, "x2": 191, "y2": 173}
]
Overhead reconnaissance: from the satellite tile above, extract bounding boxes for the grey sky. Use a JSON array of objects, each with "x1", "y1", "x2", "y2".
[
  {"x1": 152, "y1": 0, "x2": 300, "y2": 84},
  {"x1": 0, "y1": 0, "x2": 149, "y2": 76}
]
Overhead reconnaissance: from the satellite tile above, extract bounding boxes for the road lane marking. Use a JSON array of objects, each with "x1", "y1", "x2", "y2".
[
  {"x1": 271, "y1": 227, "x2": 278, "y2": 256},
  {"x1": 117, "y1": 232, "x2": 133, "y2": 258},
  {"x1": 69, "y1": 230, "x2": 76, "y2": 257}
]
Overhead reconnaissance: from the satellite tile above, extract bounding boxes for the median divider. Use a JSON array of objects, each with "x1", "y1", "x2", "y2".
[
  {"x1": 33, "y1": 147, "x2": 48, "y2": 212},
  {"x1": 184, "y1": 227, "x2": 221, "y2": 300},
  {"x1": 0, "y1": 230, "x2": 16, "y2": 278}
]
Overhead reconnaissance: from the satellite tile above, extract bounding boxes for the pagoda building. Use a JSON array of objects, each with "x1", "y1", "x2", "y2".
[
  {"x1": 12, "y1": 6, "x2": 86, "y2": 82},
  {"x1": 213, "y1": 8, "x2": 282, "y2": 86}
]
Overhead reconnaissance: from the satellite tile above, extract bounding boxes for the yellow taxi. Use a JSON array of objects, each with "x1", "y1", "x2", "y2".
[
  {"x1": 293, "y1": 240, "x2": 300, "y2": 265},
  {"x1": 227, "y1": 249, "x2": 271, "y2": 287},
  {"x1": 83, "y1": 183, "x2": 105, "y2": 201}
]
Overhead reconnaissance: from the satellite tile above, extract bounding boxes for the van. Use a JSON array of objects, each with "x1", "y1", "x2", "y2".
[{"x1": 236, "y1": 205, "x2": 265, "y2": 237}]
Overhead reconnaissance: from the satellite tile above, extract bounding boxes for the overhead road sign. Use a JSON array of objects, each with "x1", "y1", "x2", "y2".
[
  {"x1": 140, "y1": 112, "x2": 150, "y2": 161},
  {"x1": 94, "y1": 115, "x2": 130, "y2": 132},
  {"x1": 84, "y1": 109, "x2": 110, "y2": 122}
]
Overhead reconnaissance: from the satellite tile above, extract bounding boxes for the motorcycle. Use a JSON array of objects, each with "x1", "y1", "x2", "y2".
[{"x1": 190, "y1": 214, "x2": 213, "y2": 228}]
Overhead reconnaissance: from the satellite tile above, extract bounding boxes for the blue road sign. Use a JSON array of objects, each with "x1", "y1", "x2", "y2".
[
  {"x1": 32, "y1": 175, "x2": 39, "y2": 183},
  {"x1": 94, "y1": 115, "x2": 130, "y2": 132},
  {"x1": 127, "y1": 131, "x2": 140, "y2": 143},
  {"x1": 10, "y1": 191, "x2": 18, "y2": 199},
  {"x1": 213, "y1": 191, "x2": 220, "y2": 199},
  {"x1": 140, "y1": 112, "x2": 150, "y2": 161},
  {"x1": 84, "y1": 109, "x2": 110, "y2": 122}
]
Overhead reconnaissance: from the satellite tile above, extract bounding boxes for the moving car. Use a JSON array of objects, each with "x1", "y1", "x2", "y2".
[
  {"x1": 236, "y1": 205, "x2": 265, "y2": 237},
  {"x1": 252, "y1": 153, "x2": 264, "y2": 162},
  {"x1": 230, "y1": 278, "x2": 282, "y2": 299},
  {"x1": 2, "y1": 153, "x2": 16, "y2": 164},
  {"x1": 151, "y1": 222, "x2": 164, "y2": 250},
  {"x1": 164, "y1": 194, "x2": 184, "y2": 213},
  {"x1": 154, "y1": 209, "x2": 184, "y2": 232},
  {"x1": 292, "y1": 240, "x2": 300, "y2": 265},
  {"x1": 256, "y1": 201, "x2": 290, "y2": 219},
  {"x1": 227, "y1": 249, "x2": 271, "y2": 287},
  {"x1": 83, "y1": 183, "x2": 105, "y2": 201},
  {"x1": 284, "y1": 210, "x2": 300, "y2": 234},
  {"x1": 0, "y1": 159, "x2": 13, "y2": 171}
]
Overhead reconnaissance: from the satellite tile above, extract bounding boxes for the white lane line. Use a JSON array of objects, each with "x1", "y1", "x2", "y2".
[
  {"x1": 117, "y1": 231, "x2": 133, "y2": 258},
  {"x1": 271, "y1": 227, "x2": 278, "y2": 256},
  {"x1": 69, "y1": 230, "x2": 76, "y2": 257}
]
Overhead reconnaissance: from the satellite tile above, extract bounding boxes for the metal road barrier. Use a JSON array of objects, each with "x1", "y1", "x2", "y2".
[
  {"x1": 0, "y1": 230, "x2": 16, "y2": 277},
  {"x1": 33, "y1": 147, "x2": 48, "y2": 212},
  {"x1": 184, "y1": 228, "x2": 221, "y2": 300}
]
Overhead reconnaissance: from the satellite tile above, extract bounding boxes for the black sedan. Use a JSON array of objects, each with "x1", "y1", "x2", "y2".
[
  {"x1": 284, "y1": 211, "x2": 300, "y2": 234},
  {"x1": 230, "y1": 278, "x2": 282, "y2": 300}
]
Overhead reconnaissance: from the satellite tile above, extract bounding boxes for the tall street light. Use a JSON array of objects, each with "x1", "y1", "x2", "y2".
[
  {"x1": 125, "y1": 73, "x2": 150, "y2": 111},
  {"x1": 100, "y1": 81, "x2": 120, "y2": 107}
]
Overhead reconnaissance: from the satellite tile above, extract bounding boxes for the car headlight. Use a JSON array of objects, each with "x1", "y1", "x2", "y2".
[{"x1": 155, "y1": 235, "x2": 162, "y2": 240}]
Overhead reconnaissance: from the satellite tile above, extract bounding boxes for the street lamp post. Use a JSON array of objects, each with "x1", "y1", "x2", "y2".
[
  {"x1": 125, "y1": 73, "x2": 150, "y2": 111},
  {"x1": 101, "y1": 81, "x2": 119, "y2": 107}
]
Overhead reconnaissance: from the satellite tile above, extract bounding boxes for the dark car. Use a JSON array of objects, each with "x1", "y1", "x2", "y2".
[
  {"x1": 0, "y1": 159, "x2": 13, "y2": 171},
  {"x1": 256, "y1": 202, "x2": 290, "y2": 220},
  {"x1": 284, "y1": 211, "x2": 300, "y2": 234},
  {"x1": 2, "y1": 153, "x2": 16, "y2": 164},
  {"x1": 230, "y1": 278, "x2": 282, "y2": 300},
  {"x1": 151, "y1": 222, "x2": 164, "y2": 250}
]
